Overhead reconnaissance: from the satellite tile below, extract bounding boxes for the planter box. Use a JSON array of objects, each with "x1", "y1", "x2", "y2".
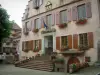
[
  {"x1": 76, "y1": 19, "x2": 87, "y2": 25},
  {"x1": 58, "y1": 23, "x2": 67, "y2": 28}
]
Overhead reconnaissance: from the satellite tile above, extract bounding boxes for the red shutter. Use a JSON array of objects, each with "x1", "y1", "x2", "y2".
[
  {"x1": 68, "y1": 35, "x2": 72, "y2": 49},
  {"x1": 72, "y1": 6, "x2": 78, "y2": 21},
  {"x1": 56, "y1": 37, "x2": 61, "y2": 50},
  {"x1": 73, "y1": 34, "x2": 78, "y2": 49},
  {"x1": 67, "y1": 8, "x2": 72, "y2": 22},
  {"x1": 30, "y1": 40, "x2": 33, "y2": 50},
  {"x1": 32, "y1": 40, "x2": 34, "y2": 51},
  {"x1": 56, "y1": 11, "x2": 60, "y2": 25},
  {"x1": 39, "y1": 39, "x2": 41, "y2": 50},
  {"x1": 86, "y1": 2, "x2": 92, "y2": 18},
  {"x1": 52, "y1": 12, "x2": 55, "y2": 25},
  {"x1": 88, "y1": 32, "x2": 94, "y2": 48}
]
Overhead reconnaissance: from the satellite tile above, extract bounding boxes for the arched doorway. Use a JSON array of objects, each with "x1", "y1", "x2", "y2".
[{"x1": 67, "y1": 57, "x2": 80, "y2": 72}]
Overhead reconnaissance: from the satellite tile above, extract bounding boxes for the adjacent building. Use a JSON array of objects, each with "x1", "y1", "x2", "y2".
[
  {"x1": 2, "y1": 23, "x2": 21, "y2": 63},
  {"x1": 20, "y1": 0, "x2": 100, "y2": 65}
]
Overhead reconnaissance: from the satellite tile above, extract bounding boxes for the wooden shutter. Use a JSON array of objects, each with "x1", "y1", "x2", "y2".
[
  {"x1": 72, "y1": 6, "x2": 78, "y2": 21},
  {"x1": 56, "y1": 11, "x2": 60, "y2": 25},
  {"x1": 52, "y1": 12, "x2": 55, "y2": 25},
  {"x1": 30, "y1": 40, "x2": 33, "y2": 50},
  {"x1": 39, "y1": 39, "x2": 41, "y2": 50},
  {"x1": 86, "y1": 2, "x2": 92, "y2": 18},
  {"x1": 68, "y1": 35, "x2": 72, "y2": 49},
  {"x1": 88, "y1": 32, "x2": 94, "y2": 48},
  {"x1": 22, "y1": 41, "x2": 24, "y2": 51},
  {"x1": 73, "y1": 34, "x2": 78, "y2": 49},
  {"x1": 67, "y1": 8, "x2": 72, "y2": 22},
  {"x1": 32, "y1": 19, "x2": 34, "y2": 31},
  {"x1": 56, "y1": 37, "x2": 61, "y2": 50}
]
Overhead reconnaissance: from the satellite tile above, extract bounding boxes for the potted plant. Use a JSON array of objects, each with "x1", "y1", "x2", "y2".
[
  {"x1": 33, "y1": 29, "x2": 39, "y2": 33},
  {"x1": 76, "y1": 19, "x2": 87, "y2": 25},
  {"x1": 58, "y1": 23, "x2": 67, "y2": 28},
  {"x1": 79, "y1": 44, "x2": 89, "y2": 50},
  {"x1": 69, "y1": 64, "x2": 77, "y2": 73}
]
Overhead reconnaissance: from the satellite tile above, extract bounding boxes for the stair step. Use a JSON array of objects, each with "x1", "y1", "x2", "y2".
[
  {"x1": 21, "y1": 66, "x2": 53, "y2": 72},
  {"x1": 19, "y1": 61, "x2": 52, "y2": 66},
  {"x1": 20, "y1": 64, "x2": 53, "y2": 67}
]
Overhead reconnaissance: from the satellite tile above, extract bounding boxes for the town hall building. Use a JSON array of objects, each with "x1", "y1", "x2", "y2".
[{"x1": 20, "y1": 0, "x2": 100, "y2": 66}]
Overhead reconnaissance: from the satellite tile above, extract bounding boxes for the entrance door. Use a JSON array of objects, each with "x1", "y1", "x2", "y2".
[{"x1": 44, "y1": 36, "x2": 53, "y2": 55}]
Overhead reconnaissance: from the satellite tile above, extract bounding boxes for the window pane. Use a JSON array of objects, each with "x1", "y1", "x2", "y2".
[
  {"x1": 61, "y1": 36, "x2": 68, "y2": 48},
  {"x1": 47, "y1": 14, "x2": 52, "y2": 27},
  {"x1": 35, "y1": 18, "x2": 39, "y2": 29},
  {"x1": 78, "y1": 5, "x2": 86, "y2": 19},
  {"x1": 60, "y1": 10, "x2": 67, "y2": 24}
]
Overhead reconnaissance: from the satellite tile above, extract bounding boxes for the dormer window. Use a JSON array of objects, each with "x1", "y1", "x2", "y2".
[{"x1": 33, "y1": 0, "x2": 43, "y2": 9}]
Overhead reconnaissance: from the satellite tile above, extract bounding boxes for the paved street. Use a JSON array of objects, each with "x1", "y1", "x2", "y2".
[{"x1": 0, "y1": 64, "x2": 100, "y2": 75}]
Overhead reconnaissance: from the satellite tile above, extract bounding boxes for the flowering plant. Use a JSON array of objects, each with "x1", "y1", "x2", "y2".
[
  {"x1": 76, "y1": 19, "x2": 87, "y2": 25},
  {"x1": 58, "y1": 23, "x2": 67, "y2": 28}
]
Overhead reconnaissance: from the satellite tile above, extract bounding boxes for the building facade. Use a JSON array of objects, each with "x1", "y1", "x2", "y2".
[{"x1": 20, "y1": 0, "x2": 100, "y2": 65}]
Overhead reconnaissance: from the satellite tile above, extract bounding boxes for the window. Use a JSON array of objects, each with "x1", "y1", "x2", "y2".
[
  {"x1": 77, "y1": 4, "x2": 86, "y2": 19},
  {"x1": 47, "y1": 14, "x2": 52, "y2": 27},
  {"x1": 60, "y1": 10, "x2": 67, "y2": 24},
  {"x1": 61, "y1": 36, "x2": 68, "y2": 48},
  {"x1": 34, "y1": 40, "x2": 39, "y2": 48},
  {"x1": 79, "y1": 33, "x2": 88, "y2": 45},
  {"x1": 33, "y1": 0, "x2": 43, "y2": 8},
  {"x1": 35, "y1": 18, "x2": 39, "y2": 29}
]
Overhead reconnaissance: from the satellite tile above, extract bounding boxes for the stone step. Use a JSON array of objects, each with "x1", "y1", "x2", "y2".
[
  {"x1": 20, "y1": 63, "x2": 53, "y2": 68},
  {"x1": 21, "y1": 65, "x2": 53, "y2": 72},
  {"x1": 19, "y1": 60, "x2": 52, "y2": 66}
]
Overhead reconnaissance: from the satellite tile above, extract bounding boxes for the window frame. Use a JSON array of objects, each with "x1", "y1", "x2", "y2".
[
  {"x1": 79, "y1": 33, "x2": 88, "y2": 46},
  {"x1": 77, "y1": 4, "x2": 86, "y2": 19},
  {"x1": 61, "y1": 36, "x2": 68, "y2": 48},
  {"x1": 34, "y1": 18, "x2": 39, "y2": 29},
  {"x1": 34, "y1": 40, "x2": 39, "y2": 49},
  {"x1": 60, "y1": 10, "x2": 67, "y2": 24},
  {"x1": 46, "y1": 14, "x2": 52, "y2": 27}
]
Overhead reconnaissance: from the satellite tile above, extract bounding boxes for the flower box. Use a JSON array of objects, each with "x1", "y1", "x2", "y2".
[
  {"x1": 78, "y1": 44, "x2": 89, "y2": 50},
  {"x1": 61, "y1": 46, "x2": 69, "y2": 51},
  {"x1": 58, "y1": 23, "x2": 67, "y2": 28},
  {"x1": 76, "y1": 19, "x2": 87, "y2": 25},
  {"x1": 33, "y1": 48, "x2": 39, "y2": 52},
  {"x1": 33, "y1": 29, "x2": 39, "y2": 33}
]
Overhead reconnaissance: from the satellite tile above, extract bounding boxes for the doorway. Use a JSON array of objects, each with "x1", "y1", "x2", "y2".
[{"x1": 44, "y1": 36, "x2": 53, "y2": 55}]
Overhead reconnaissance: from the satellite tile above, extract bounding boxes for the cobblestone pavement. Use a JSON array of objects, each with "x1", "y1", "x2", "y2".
[{"x1": 0, "y1": 64, "x2": 100, "y2": 75}]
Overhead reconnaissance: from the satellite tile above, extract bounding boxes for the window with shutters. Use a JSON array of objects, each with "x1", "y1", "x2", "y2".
[
  {"x1": 77, "y1": 4, "x2": 86, "y2": 19},
  {"x1": 46, "y1": 14, "x2": 52, "y2": 27},
  {"x1": 61, "y1": 36, "x2": 68, "y2": 49},
  {"x1": 34, "y1": 18, "x2": 39, "y2": 29},
  {"x1": 60, "y1": 10, "x2": 67, "y2": 24},
  {"x1": 79, "y1": 33, "x2": 88, "y2": 46}
]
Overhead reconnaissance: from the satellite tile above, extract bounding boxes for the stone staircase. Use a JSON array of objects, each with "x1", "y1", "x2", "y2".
[{"x1": 15, "y1": 55, "x2": 54, "y2": 72}]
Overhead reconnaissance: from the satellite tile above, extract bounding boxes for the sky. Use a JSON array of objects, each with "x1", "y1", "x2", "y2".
[{"x1": 0, "y1": 0, "x2": 29, "y2": 28}]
